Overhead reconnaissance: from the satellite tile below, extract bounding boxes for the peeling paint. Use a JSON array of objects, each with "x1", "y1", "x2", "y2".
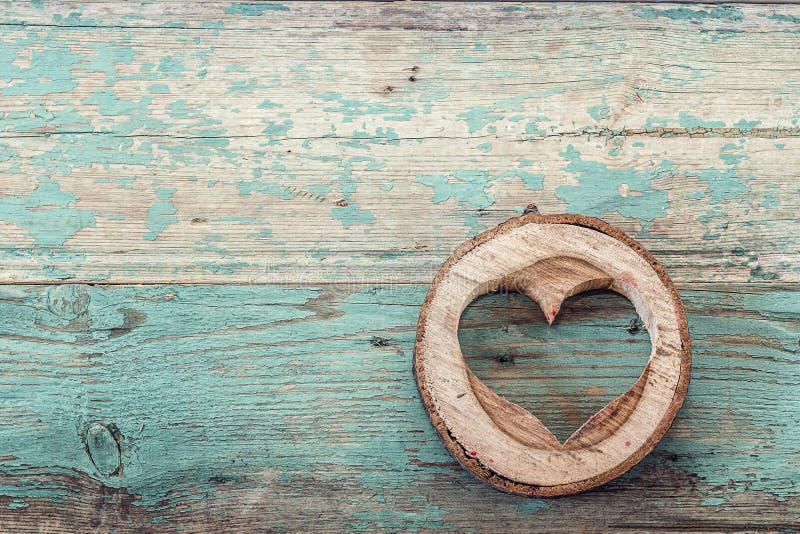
[
  {"x1": 143, "y1": 187, "x2": 178, "y2": 241},
  {"x1": 0, "y1": 178, "x2": 96, "y2": 246}
]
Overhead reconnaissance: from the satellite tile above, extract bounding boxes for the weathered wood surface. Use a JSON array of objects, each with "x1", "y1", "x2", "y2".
[
  {"x1": 1, "y1": 1, "x2": 800, "y2": 283},
  {"x1": 0, "y1": 284, "x2": 797, "y2": 531},
  {"x1": 1, "y1": 1, "x2": 799, "y2": 531}
]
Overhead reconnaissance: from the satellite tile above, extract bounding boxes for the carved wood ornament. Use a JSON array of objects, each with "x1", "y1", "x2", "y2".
[{"x1": 414, "y1": 213, "x2": 691, "y2": 496}]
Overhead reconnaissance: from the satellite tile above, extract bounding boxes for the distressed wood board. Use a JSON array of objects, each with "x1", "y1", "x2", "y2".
[{"x1": 0, "y1": 1, "x2": 798, "y2": 532}]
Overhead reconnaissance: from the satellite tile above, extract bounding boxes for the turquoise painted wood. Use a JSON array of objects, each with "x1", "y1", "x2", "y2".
[
  {"x1": 0, "y1": 1, "x2": 799, "y2": 531},
  {"x1": 0, "y1": 284, "x2": 797, "y2": 530}
]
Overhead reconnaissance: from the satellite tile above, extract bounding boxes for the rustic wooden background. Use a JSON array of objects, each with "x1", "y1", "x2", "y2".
[{"x1": 0, "y1": 1, "x2": 798, "y2": 532}]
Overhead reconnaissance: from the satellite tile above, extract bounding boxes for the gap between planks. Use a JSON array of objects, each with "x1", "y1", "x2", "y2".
[
  {"x1": 4, "y1": 126, "x2": 800, "y2": 141},
  {"x1": 1, "y1": 280, "x2": 797, "y2": 287}
]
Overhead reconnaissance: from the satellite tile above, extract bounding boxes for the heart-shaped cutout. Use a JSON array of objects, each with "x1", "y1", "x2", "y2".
[
  {"x1": 454, "y1": 254, "x2": 654, "y2": 450},
  {"x1": 459, "y1": 289, "x2": 651, "y2": 445}
]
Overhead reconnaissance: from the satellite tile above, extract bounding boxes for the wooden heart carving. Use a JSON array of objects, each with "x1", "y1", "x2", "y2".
[{"x1": 414, "y1": 213, "x2": 691, "y2": 496}]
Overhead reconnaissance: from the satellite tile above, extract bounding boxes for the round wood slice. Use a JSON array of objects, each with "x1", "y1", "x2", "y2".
[{"x1": 414, "y1": 213, "x2": 691, "y2": 496}]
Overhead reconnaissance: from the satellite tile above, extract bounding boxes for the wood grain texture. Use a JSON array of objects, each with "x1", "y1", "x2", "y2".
[
  {"x1": 0, "y1": 1, "x2": 799, "y2": 283},
  {"x1": 415, "y1": 214, "x2": 691, "y2": 495},
  {"x1": 1, "y1": 1, "x2": 799, "y2": 531},
  {"x1": 0, "y1": 283, "x2": 796, "y2": 531}
]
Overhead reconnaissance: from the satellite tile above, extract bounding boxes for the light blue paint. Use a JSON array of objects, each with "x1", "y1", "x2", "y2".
[
  {"x1": 587, "y1": 97, "x2": 610, "y2": 121},
  {"x1": 339, "y1": 127, "x2": 400, "y2": 150},
  {"x1": 143, "y1": 187, "x2": 178, "y2": 241},
  {"x1": 415, "y1": 171, "x2": 494, "y2": 209},
  {"x1": 477, "y1": 142, "x2": 492, "y2": 153},
  {"x1": 524, "y1": 115, "x2": 551, "y2": 136},
  {"x1": 415, "y1": 161, "x2": 543, "y2": 226},
  {"x1": 765, "y1": 13, "x2": 800, "y2": 24},
  {"x1": 0, "y1": 103, "x2": 90, "y2": 133},
  {"x1": 761, "y1": 192, "x2": 779, "y2": 209},
  {"x1": 512, "y1": 499, "x2": 552, "y2": 514},
  {"x1": 258, "y1": 99, "x2": 283, "y2": 109},
  {"x1": 236, "y1": 180, "x2": 294, "y2": 200},
  {"x1": 458, "y1": 103, "x2": 501, "y2": 133},
  {"x1": 719, "y1": 143, "x2": 746, "y2": 166},
  {"x1": 85, "y1": 43, "x2": 136, "y2": 77},
  {"x1": 83, "y1": 90, "x2": 170, "y2": 146},
  {"x1": 633, "y1": 5, "x2": 743, "y2": 22},
  {"x1": 365, "y1": 160, "x2": 386, "y2": 171},
  {"x1": 157, "y1": 55, "x2": 187, "y2": 77},
  {"x1": 226, "y1": 3, "x2": 289, "y2": 15},
  {"x1": 52, "y1": 11, "x2": 101, "y2": 26},
  {"x1": 317, "y1": 91, "x2": 415, "y2": 122},
  {"x1": 498, "y1": 167, "x2": 544, "y2": 191},
  {"x1": 148, "y1": 83, "x2": 170, "y2": 94},
  {"x1": 685, "y1": 144, "x2": 752, "y2": 204},
  {"x1": 644, "y1": 111, "x2": 724, "y2": 130},
  {"x1": 305, "y1": 184, "x2": 332, "y2": 196},
  {"x1": 263, "y1": 119, "x2": 294, "y2": 137},
  {"x1": 555, "y1": 145, "x2": 673, "y2": 233},
  {"x1": 457, "y1": 90, "x2": 565, "y2": 133},
  {"x1": 734, "y1": 118, "x2": 761, "y2": 132},
  {"x1": 695, "y1": 166, "x2": 750, "y2": 203},
  {"x1": 600, "y1": 73, "x2": 624, "y2": 84},
  {"x1": 0, "y1": 177, "x2": 96, "y2": 246},
  {"x1": 678, "y1": 111, "x2": 725, "y2": 129},
  {"x1": 7, "y1": 500, "x2": 28, "y2": 510},
  {"x1": 1, "y1": 32, "x2": 82, "y2": 96},
  {"x1": 249, "y1": 229, "x2": 273, "y2": 239},
  {"x1": 707, "y1": 28, "x2": 745, "y2": 43},
  {"x1": 331, "y1": 203, "x2": 376, "y2": 229},
  {"x1": 416, "y1": 80, "x2": 450, "y2": 114},
  {"x1": 200, "y1": 21, "x2": 224, "y2": 30},
  {"x1": 0, "y1": 142, "x2": 17, "y2": 163}
]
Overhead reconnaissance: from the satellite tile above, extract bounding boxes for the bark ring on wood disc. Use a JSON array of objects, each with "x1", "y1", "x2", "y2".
[{"x1": 413, "y1": 213, "x2": 691, "y2": 496}]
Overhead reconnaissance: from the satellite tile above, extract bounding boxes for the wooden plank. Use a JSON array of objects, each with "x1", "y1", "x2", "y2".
[
  {"x1": 1, "y1": 1, "x2": 800, "y2": 283},
  {"x1": 0, "y1": 283, "x2": 796, "y2": 531}
]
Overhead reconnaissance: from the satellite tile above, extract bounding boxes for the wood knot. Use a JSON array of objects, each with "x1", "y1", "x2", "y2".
[
  {"x1": 84, "y1": 423, "x2": 123, "y2": 477},
  {"x1": 46, "y1": 285, "x2": 90, "y2": 320}
]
